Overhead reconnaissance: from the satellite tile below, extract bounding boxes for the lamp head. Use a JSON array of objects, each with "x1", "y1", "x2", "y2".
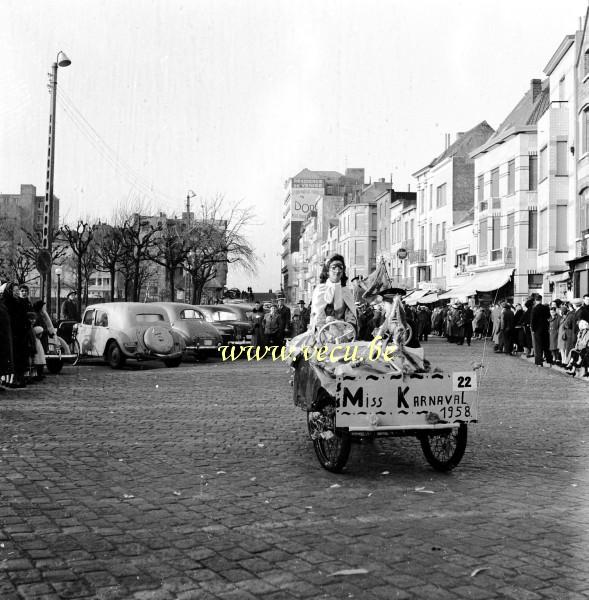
[
  {"x1": 55, "y1": 267, "x2": 62, "y2": 276},
  {"x1": 187, "y1": 189, "x2": 196, "y2": 198},
  {"x1": 57, "y1": 51, "x2": 71, "y2": 67}
]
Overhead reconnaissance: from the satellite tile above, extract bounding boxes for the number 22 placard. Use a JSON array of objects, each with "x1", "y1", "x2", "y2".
[{"x1": 452, "y1": 372, "x2": 477, "y2": 392}]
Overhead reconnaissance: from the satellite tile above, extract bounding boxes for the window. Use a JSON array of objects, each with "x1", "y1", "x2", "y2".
[
  {"x1": 539, "y1": 146, "x2": 548, "y2": 181},
  {"x1": 529, "y1": 155, "x2": 538, "y2": 191},
  {"x1": 528, "y1": 210, "x2": 537, "y2": 248},
  {"x1": 83, "y1": 309, "x2": 95, "y2": 326},
  {"x1": 96, "y1": 311, "x2": 108, "y2": 327},
  {"x1": 585, "y1": 49, "x2": 589, "y2": 77},
  {"x1": 428, "y1": 223, "x2": 432, "y2": 249},
  {"x1": 441, "y1": 221, "x2": 446, "y2": 240},
  {"x1": 581, "y1": 190, "x2": 589, "y2": 233},
  {"x1": 507, "y1": 160, "x2": 515, "y2": 194},
  {"x1": 492, "y1": 216, "x2": 501, "y2": 250},
  {"x1": 556, "y1": 205, "x2": 568, "y2": 251},
  {"x1": 479, "y1": 219, "x2": 487, "y2": 254},
  {"x1": 135, "y1": 313, "x2": 165, "y2": 323},
  {"x1": 355, "y1": 240, "x2": 365, "y2": 264},
  {"x1": 538, "y1": 208, "x2": 547, "y2": 253},
  {"x1": 419, "y1": 225, "x2": 425, "y2": 250},
  {"x1": 456, "y1": 251, "x2": 468, "y2": 272},
  {"x1": 436, "y1": 183, "x2": 447, "y2": 208},
  {"x1": 410, "y1": 218, "x2": 414, "y2": 239},
  {"x1": 404, "y1": 221, "x2": 409, "y2": 242},
  {"x1": 491, "y1": 168, "x2": 499, "y2": 197},
  {"x1": 556, "y1": 141, "x2": 567, "y2": 176},
  {"x1": 370, "y1": 211, "x2": 377, "y2": 231},
  {"x1": 506, "y1": 213, "x2": 515, "y2": 247},
  {"x1": 419, "y1": 188, "x2": 425, "y2": 213},
  {"x1": 584, "y1": 108, "x2": 589, "y2": 155},
  {"x1": 477, "y1": 174, "x2": 484, "y2": 202},
  {"x1": 429, "y1": 185, "x2": 433, "y2": 210},
  {"x1": 180, "y1": 309, "x2": 204, "y2": 320},
  {"x1": 559, "y1": 75, "x2": 566, "y2": 100},
  {"x1": 89, "y1": 278, "x2": 96, "y2": 286},
  {"x1": 436, "y1": 223, "x2": 440, "y2": 242}
]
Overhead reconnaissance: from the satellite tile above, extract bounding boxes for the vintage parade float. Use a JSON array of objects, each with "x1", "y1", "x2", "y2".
[{"x1": 289, "y1": 285, "x2": 480, "y2": 474}]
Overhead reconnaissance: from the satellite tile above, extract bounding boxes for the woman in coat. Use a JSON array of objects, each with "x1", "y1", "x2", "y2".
[
  {"x1": 558, "y1": 305, "x2": 575, "y2": 366},
  {"x1": 250, "y1": 301, "x2": 265, "y2": 348},
  {"x1": 0, "y1": 284, "x2": 14, "y2": 388},
  {"x1": 548, "y1": 306, "x2": 561, "y2": 364},
  {"x1": 472, "y1": 307, "x2": 487, "y2": 340},
  {"x1": 2, "y1": 282, "x2": 34, "y2": 387},
  {"x1": 565, "y1": 319, "x2": 589, "y2": 377}
]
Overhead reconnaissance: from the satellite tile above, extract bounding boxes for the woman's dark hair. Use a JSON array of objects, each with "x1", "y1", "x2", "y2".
[
  {"x1": 319, "y1": 254, "x2": 348, "y2": 286},
  {"x1": 33, "y1": 300, "x2": 45, "y2": 311}
]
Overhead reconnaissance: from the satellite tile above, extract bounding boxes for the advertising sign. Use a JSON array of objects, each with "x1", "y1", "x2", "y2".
[
  {"x1": 335, "y1": 371, "x2": 478, "y2": 429},
  {"x1": 397, "y1": 248, "x2": 408, "y2": 260},
  {"x1": 291, "y1": 190, "x2": 321, "y2": 220}
]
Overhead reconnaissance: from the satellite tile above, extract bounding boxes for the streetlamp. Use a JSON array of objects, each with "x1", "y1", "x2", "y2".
[
  {"x1": 55, "y1": 267, "x2": 62, "y2": 321},
  {"x1": 186, "y1": 190, "x2": 196, "y2": 228},
  {"x1": 42, "y1": 50, "x2": 71, "y2": 316}
]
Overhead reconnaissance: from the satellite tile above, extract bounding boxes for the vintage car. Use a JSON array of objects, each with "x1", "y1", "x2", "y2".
[
  {"x1": 151, "y1": 302, "x2": 222, "y2": 360},
  {"x1": 76, "y1": 302, "x2": 185, "y2": 369},
  {"x1": 194, "y1": 304, "x2": 253, "y2": 344}
]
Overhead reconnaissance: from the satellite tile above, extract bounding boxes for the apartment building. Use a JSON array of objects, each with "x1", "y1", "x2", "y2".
[
  {"x1": 386, "y1": 190, "x2": 417, "y2": 290},
  {"x1": 412, "y1": 122, "x2": 495, "y2": 293},
  {"x1": 572, "y1": 10, "x2": 589, "y2": 296},
  {"x1": 281, "y1": 168, "x2": 364, "y2": 302}
]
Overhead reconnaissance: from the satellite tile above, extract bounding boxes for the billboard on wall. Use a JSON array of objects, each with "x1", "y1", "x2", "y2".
[{"x1": 291, "y1": 190, "x2": 321, "y2": 220}]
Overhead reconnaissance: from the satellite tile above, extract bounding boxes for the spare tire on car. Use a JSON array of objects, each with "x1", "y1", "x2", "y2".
[{"x1": 144, "y1": 326, "x2": 174, "y2": 354}]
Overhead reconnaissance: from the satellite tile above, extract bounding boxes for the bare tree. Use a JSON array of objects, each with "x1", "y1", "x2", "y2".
[
  {"x1": 119, "y1": 213, "x2": 161, "y2": 302},
  {"x1": 148, "y1": 220, "x2": 192, "y2": 301},
  {"x1": 57, "y1": 221, "x2": 97, "y2": 314},
  {"x1": 185, "y1": 197, "x2": 257, "y2": 304},
  {"x1": 93, "y1": 223, "x2": 125, "y2": 301}
]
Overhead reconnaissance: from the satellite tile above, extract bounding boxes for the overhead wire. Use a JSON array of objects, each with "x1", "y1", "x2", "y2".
[{"x1": 56, "y1": 86, "x2": 177, "y2": 208}]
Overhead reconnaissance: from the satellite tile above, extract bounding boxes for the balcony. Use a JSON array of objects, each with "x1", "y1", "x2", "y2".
[
  {"x1": 431, "y1": 240, "x2": 447, "y2": 257},
  {"x1": 401, "y1": 238, "x2": 414, "y2": 250},
  {"x1": 577, "y1": 238, "x2": 588, "y2": 258},
  {"x1": 408, "y1": 249, "x2": 428, "y2": 264}
]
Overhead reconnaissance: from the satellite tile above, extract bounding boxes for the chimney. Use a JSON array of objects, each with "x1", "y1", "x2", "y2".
[
  {"x1": 378, "y1": 178, "x2": 385, "y2": 183},
  {"x1": 445, "y1": 133, "x2": 451, "y2": 149},
  {"x1": 531, "y1": 79, "x2": 542, "y2": 103}
]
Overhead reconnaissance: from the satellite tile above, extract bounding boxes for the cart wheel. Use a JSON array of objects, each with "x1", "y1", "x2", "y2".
[
  {"x1": 419, "y1": 423, "x2": 467, "y2": 472},
  {"x1": 307, "y1": 391, "x2": 351, "y2": 473}
]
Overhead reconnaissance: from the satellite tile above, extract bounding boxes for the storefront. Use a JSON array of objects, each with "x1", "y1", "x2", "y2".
[{"x1": 438, "y1": 268, "x2": 514, "y2": 305}]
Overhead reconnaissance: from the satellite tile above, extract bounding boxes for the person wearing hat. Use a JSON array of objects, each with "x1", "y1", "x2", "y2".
[
  {"x1": 275, "y1": 296, "x2": 291, "y2": 346},
  {"x1": 530, "y1": 294, "x2": 552, "y2": 367},
  {"x1": 61, "y1": 291, "x2": 80, "y2": 322},
  {"x1": 309, "y1": 254, "x2": 356, "y2": 333}
]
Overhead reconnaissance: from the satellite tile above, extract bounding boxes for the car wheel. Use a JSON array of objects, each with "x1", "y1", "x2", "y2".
[
  {"x1": 164, "y1": 356, "x2": 182, "y2": 368},
  {"x1": 107, "y1": 342, "x2": 126, "y2": 369},
  {"x1": 46, "y1": 360, "x2": 63, "y2": 374}
]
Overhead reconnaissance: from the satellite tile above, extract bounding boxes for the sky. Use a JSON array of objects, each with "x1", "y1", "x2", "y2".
[{"x1": 1, "y1": 0, "x2": 588, "y2": 292}]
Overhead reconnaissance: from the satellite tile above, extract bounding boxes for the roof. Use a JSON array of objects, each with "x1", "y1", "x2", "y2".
[
  {"x1": 413, "y1": 121, "x2": 495, "y2": 176},
  {"x1": 359, "y1": 181, "x2": 393, "y2": 203},
  {"x1": 292, "y1": 168, "x2": 344, "y2": 181},
  {"x1": 471, "y1": 80, "x2": 550, "y2": 157}
]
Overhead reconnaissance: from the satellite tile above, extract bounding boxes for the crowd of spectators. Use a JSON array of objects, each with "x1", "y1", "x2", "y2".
[{"x1": 0, "y1": 282, "x2": 79, "y2": 392}]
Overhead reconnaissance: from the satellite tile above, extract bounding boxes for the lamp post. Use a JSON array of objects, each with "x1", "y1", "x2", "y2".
[
  {"x1": 55, "y1": 267, "x2": 62, "y2": 322},
  {"x1": 42, "y1": 50, "x2": 71, "y2": 316}
]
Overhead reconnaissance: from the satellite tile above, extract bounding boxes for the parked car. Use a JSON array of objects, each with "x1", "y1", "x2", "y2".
[
  {"x1": 194, "y1": 304, "x2": 253, "y2": 344},
  {"x1": 151, "y1": 302, "x2": 222, "y2": 360},
  {"x1": 76, "y1": 302, "x2": 185, "y2": 369}
]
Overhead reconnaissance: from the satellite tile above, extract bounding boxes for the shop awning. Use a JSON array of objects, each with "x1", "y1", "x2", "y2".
[
  {"x1": 404, "y1": 289, "x2": 432, "y2": 305},
  {"x1": 418, "y1": 292, "x2": 440, "y2": 304},
  {"x1": 547, "y1": 271, "x2": 570, "y2": 284},
  {"x1": 437, "y1": 268, "x2": 514, "y2": 300}
]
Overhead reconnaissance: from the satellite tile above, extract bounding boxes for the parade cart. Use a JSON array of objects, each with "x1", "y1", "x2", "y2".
[{"x1": 291, "y1": 315, "x2": 479, "y2": 473}]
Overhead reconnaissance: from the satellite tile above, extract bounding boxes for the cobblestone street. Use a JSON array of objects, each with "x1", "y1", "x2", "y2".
[{"x1": 0, "y1": 337, "x2": 588, "y2": 600}]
